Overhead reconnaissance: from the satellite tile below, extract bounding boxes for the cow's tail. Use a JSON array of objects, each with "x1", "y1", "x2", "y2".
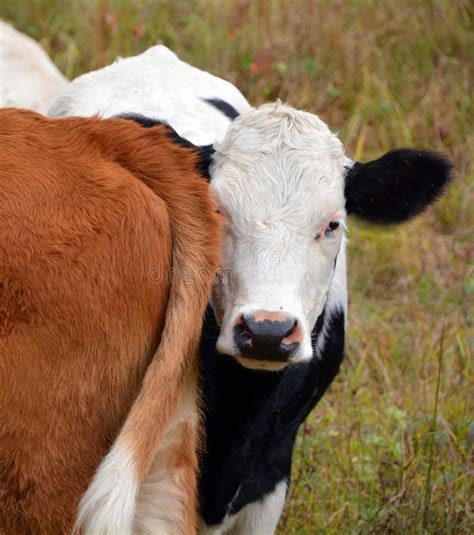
[{"x1": 73, "y1": 121, "x2": 220, "y2": 535}]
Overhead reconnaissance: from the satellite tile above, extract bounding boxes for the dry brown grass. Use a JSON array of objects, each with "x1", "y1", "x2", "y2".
[{"x1": 1, "y1": 0, "x2": 472, "y2": 532}]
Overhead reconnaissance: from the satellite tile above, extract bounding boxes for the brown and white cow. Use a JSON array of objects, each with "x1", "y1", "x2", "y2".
[{"x1": 0, "y1": 108, "x2": 220, "y2": 534}]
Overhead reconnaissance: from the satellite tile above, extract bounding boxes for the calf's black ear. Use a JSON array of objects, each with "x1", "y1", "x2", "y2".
[{"x1": 344, "y1": 149, "x2": 453, "y2": 224}]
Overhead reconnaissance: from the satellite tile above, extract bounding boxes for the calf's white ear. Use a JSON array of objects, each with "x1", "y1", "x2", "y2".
[{"x1": 344, "y1": 149, "x2": 453, "y2": 224}]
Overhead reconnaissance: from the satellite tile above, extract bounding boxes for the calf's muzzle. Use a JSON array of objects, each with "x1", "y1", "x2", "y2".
[{"x1": 233, "y1": 310, "x2": 302, "y2": 362}]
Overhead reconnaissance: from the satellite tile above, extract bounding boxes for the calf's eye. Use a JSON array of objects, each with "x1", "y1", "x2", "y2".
[{"x1": 324, "y1": 221, "x2": 340, "y2": 238}]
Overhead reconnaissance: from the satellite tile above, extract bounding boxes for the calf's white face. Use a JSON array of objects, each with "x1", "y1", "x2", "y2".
[
  {"x1": 209, "y1": 101, "x2": 452, "y2": 371},
  {"x1": 210, "y1": 103, "x2": 348, "y2": 370}
]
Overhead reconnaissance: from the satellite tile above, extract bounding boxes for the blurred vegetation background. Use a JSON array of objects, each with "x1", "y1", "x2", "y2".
[{"x1": 0, "y1": 0, "x2": 472, "y2": 533}]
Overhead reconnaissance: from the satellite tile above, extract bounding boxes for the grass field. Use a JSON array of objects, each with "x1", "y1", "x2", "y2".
[{"x1": 1, "y1": 1, "x2": 472, "y2": 533}]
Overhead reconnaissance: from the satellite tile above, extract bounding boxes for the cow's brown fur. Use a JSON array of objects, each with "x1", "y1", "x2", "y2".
[{"x1": 0, "y1": 109, "x2": 220, "y2": 534}]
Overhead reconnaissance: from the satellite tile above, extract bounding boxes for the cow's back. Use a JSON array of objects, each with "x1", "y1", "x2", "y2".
[{"x1": 0, "y1": 110, "x2": 172, "y2": 533}]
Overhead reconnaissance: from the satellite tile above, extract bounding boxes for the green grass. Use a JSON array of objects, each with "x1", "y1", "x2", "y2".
[{"x1": 1, "y1": 1, "x2": 472, "y2": 533}]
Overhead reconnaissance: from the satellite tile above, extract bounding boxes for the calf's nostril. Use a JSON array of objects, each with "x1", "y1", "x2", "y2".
[
  {"x1": 282, "y1": 319, "x2": 302, "y2": 346},
  {"x1": 239, "y1": 314, "x2": 248, "y2": 330},
  {"x1": 282, "y1": 319, "x2": 298, "y2": 338},
  {"x1": 234, "y1": 316, "x2": 253, "y2": 348}
]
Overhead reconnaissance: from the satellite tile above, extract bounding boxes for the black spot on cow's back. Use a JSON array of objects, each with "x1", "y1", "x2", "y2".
[{"x1": 203, "y1": 98, "x2": 240, "y2": 121}]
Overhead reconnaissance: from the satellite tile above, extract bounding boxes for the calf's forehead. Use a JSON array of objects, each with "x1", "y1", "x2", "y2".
[{"x1": 211, "y1": 104, "x2": 347, "y2": 226}]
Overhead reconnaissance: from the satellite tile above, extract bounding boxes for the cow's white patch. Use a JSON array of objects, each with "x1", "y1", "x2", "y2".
[
  {"x1": 327, "y1": 235, "x2": 348, "y2": 317},
  {"x1": 200, "y1": 480, "x2": 287, "y2": 535},
  {"x1": 134, "y1": 461, "x2": 189, "y2": 535},
  {"x1": 134, "y1": 377, "x2": 199, "y2": 535},
  {"x1": 74, "y1": 440, "x2": 137, "y2": 535},
  {"x1": 315, "y1": 236, "x2": 348, "y2": 358},
  {"x1": 48, "y1": 45, "x2": 251, "y2": 145}
]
